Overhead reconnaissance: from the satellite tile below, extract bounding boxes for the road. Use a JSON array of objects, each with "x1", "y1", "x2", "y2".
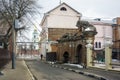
[{"x1": 25, "y1": 60, "x2": 98, "y2": 80}]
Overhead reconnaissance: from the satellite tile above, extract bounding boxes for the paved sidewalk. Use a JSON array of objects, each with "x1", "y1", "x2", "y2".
[
  {"x1": 47, "y1": 62, "x2": 120, "y2": 80},
  {"x1": 0, "y1": 60, "x2": 33, "y2": 80}
]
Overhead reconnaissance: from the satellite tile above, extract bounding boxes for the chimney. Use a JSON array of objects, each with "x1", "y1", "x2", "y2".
[
  {"x1": 94, "y1": 18, "x2": 101, "y2": 21},
  {"x1": 116, "y1": 17, "x2": 120, "y2": 25}
]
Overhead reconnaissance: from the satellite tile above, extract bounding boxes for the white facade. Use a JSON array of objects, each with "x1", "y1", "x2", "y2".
[
  {"x1": 40, "y1": 3, "x2": 81, "y2": 57},
  {"x1": 32, "y1": 29, "x2": 39, "y2": 50},
  {"x1": 41, "y1": 3, "x2": 81, "y2": 29},
  {"x1": 88, "y1": 19, "x2": 113, "y2": 50},
  {"x1": 40, "y1": 3, "x2": 113, "y2": 57}
]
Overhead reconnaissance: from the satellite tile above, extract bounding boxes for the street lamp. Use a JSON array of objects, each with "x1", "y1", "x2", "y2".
[
  {"x1": 11, "y1": 0, "x2": 18, "y2": 69},
  {"x1": 11, "y1": 18, "x2": 19, "y2": 69}
]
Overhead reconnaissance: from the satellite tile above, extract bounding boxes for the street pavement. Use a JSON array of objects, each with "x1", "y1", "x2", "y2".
[
  {"x1": 0, "y1": 60, "x2": 33, "y2": 80},
  {"x1": 26, "y1": 60, "x2": 98, "y2": 80},
  {"x1": 0, "y1": 59, "x2": 120, "y2": 80},
  {"x1": 47, "y1": 62, "x2": 120, "y2": 80}
]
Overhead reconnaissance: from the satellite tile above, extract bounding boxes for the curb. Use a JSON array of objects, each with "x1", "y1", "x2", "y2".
[
  {"x1": 23, "y1": 60, "x2": 35, "y2": 80},
  {"x1": 50, "y1": 64, "x2": 107, "y2": 80}
]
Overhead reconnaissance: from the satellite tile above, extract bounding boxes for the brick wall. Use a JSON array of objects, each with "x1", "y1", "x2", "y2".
[
  {"x1": 0, "y1": 48, "x2": 10, "y2": 69},
  {"x1": 48, "y1": 28, "x2": 78, "y2": 41}
]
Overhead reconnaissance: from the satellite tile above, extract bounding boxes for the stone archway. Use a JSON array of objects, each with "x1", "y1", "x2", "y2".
[
  {"x1": 63, "y1": 52, "x2": 69, "y2": 63},
  {"x1": 76, "y1": 44, "x2": 82, "y2": 64}
]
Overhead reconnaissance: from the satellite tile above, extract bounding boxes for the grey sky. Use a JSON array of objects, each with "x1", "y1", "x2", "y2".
[
  {"x1": 33, "y1": 0, "x2": 120, "y2": 32},
  {"x1": 38, "y1": 0, "x2": 120, "y2": 19},
  {"x1": 24, "y1": 0, "x2": 120, "y2": 41}
]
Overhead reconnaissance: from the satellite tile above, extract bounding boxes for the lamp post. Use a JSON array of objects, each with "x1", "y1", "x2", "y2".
[
  {"x1": 12, "y1": 20, "x2": 16, "y2": 69},
  {"x1": 11, "y1": 0, "x2": 18, "y2": 69},
  {"x1": 12, "y1": 19, "x2": 19, "y2": 69},
  {"x1": 104, "y1": 37, "x2": 113, "y2": 70}
]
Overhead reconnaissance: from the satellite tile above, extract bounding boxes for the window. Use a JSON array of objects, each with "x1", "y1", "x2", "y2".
[
  {"x1": 60, "y1": 7, "x2": 67, "y2": 11},
  {"x1": 99, "y1": 42, "x2": 101, "y2": 48},
  {"x1": 34, "y1": 35, "x2": 36, "y2": 38},
  {"x1": 0, "y1": 42, "x2": 3, "y2": 48},
  {"x1": 34, "y1": 46, "x2": 35, "y2": 49},
  {"x1": 0, "y1": 42, "x2": 2, "y2": 46},
  {"x1": 95, "y1": 42, "x2": 98, "y2": 48},
  {"x1": 95, "y1": 42, "x2": 101, "y2": 48}
]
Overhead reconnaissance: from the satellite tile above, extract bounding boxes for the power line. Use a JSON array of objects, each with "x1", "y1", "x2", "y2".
[
  {"x1": 27, "y1": 12, "x2": 41, "y2": 26},
  {"x1": 24, "y1": 14, "x2": 41, "y2": 33}
]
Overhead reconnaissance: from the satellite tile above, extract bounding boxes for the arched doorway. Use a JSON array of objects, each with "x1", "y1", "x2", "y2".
[
  {"x1": 63, "y1": 52, "x2": 69, "y2": 63},
  {"x1": 76, "y1": 44, "x2": 82, "y2": 64}
]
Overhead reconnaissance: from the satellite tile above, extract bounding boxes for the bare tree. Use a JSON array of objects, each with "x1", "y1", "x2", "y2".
[{"x1": 0, "y1": 0, "x2": 41, "y2": 40}]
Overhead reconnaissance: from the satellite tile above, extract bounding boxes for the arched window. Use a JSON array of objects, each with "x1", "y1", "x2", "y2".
[
  {"x1": 60, "y1": 7, "x2": 67, "y2": 11},
  {"x1": 34, "y1": 35, "x2": 36, "y2": 38},
  {"x1": 95, "y1": 42, "x2": 101, "y2": 48},
  {"x1": 0, "y1": 42, "x2": 2, "y2": 46},
  {"x1": 95, "y1": 42, "x2": 98, "y2": 48},
  {"x1": 99, "y1": 42, "x2": 101, "y2": 48}
]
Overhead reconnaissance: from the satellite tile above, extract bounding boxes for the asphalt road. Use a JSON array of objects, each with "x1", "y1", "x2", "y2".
[{"x1": 25, "y1": 60, "x2": 98, "y2": 80}]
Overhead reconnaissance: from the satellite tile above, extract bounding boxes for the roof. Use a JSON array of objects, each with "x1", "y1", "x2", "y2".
[
  {"x1": 47, "y1": 2, "x2": 81, "y2": 14},
  {"x1": 82, "y1": 18, "x2": 113, "y2": 26},
  {"x1": 40, "y1": 2, "x2": 82, "y2": 26}
]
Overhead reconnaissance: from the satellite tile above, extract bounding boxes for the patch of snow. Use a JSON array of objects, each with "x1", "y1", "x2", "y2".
[{"x1": 64, "y1": 63, "x2": 83, "y2": 68}]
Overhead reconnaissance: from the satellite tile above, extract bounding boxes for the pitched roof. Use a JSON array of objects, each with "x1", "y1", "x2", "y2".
[
  {"x1": 40, "y1": 2, "x2": 82, "y2": 26},
  {"x1": 47, "y1": 2, "x2": 81, "y2": 14}
]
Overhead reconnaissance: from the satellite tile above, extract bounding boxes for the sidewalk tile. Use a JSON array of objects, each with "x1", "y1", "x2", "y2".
[{"x1": 0, "y1": 60, "x2": 33, "y2": 80}]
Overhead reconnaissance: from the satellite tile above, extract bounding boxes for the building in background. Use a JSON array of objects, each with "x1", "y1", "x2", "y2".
[
  {"x1": 16, "y1": 29, "x2": 40, "y2": 59},
  {"x1": 0, "y1": 23, "x2": 11, "y2": 69},
  {"x1": 39, "y1": 2, "x2": 118, "y2": 69},
  {"x1": 112, "y1": 17, "x2": 120, "y2": 60},
  {"x1": 40, "y1": 3, "x2": 81, "y2": 58},
  {"x1": 86, "y1": 18, "x2": 113, "y2": 62},
  {"x1": 32, "y1": 29, "x2": 40, "y2": 50}
]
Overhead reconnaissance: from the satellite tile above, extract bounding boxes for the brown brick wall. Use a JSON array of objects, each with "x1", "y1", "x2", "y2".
[
  {"x1": 117, "y1": 17, "x2": 120, "y2": 25},
  {"x1": 51, "y1": 44, "x2": 58, "y2": 52},
  {"x1": 48, "y1": 28, "x2": 78, "y2": 41},
  {"x1": 57, "y1": 41, "x2": 87, "y2": 64},
  {"x1": 113, "y1": 17, "x2": 120, "y2": 48},
  {"x1": 116, "y1": 17, "x2": 120, "y2": 41}
]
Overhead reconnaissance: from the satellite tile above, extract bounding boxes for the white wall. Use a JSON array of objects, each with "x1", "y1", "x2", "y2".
[
  {"x1": 47, "y1": 4, "x2": 81, "y2": 28},
  {"x1": 94, "y1": 24, "x2": 112, "y2": 50},
  {"x1": 47, "y1": 15, "x2": 79, "y2": 28},
  {"x1": 40, "y1": 42, "x2": 51, "y2": 58},
  {"x1": 40, "y1": 3, "x2": 81, "y2": 54}
]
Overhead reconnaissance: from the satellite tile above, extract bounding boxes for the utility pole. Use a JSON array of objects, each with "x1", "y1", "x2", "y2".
[
  {"x1": 12, "y1": 0, "x2": 17, "y2": 69},
  {"x1": 12, "y1": 20, "x2": 16, "y2": 69},
  {"x1": 59, "y1": 0, "x2": 63, "y2": 4},
  {"x1": 59, "y1": 0, "x2": 62, "y2": 4}
]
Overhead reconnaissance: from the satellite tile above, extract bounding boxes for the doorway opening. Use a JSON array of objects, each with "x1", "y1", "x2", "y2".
[
  {"x1": 76, "y1": 44, "x2": 82, "y2": 64},
  {"x1": 63, "y1": 52, "x2": 69, "y2": 63}
]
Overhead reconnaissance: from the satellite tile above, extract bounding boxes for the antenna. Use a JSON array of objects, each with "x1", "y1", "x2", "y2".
[{"x1": 59, "y1": 0, "x2": 61, "y2": 4}]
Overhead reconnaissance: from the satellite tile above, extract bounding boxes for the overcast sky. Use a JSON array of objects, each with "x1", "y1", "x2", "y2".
[
  {"x1": 25, "y1": 0, "x2": 120, "y2": 41},
  {"x1": 38, "y1": 0, "x2": 120, "y2": 19},
  {"x1": 33, "y1": 0, "x2": 120, "y2": 31}
]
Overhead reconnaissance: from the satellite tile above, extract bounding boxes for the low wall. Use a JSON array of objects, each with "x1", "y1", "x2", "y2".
[{"x1": 0, "y1": 48, "x2": 11, "y2": 70}]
